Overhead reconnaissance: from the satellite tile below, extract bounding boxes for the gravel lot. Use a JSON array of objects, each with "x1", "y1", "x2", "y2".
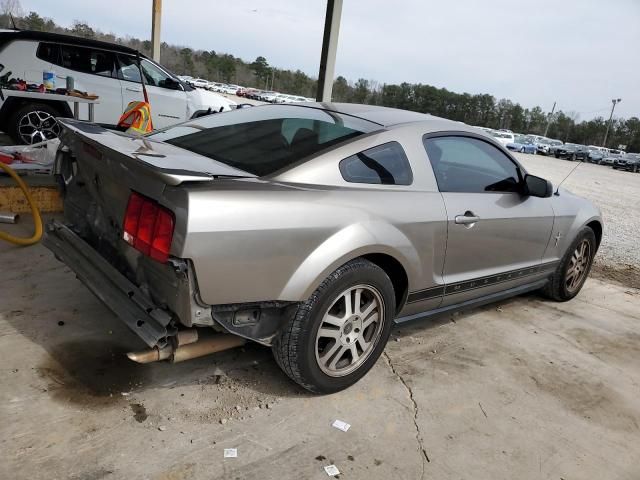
[{"x1": 514, "y1": 152, "x2": 640, "y2": 287}]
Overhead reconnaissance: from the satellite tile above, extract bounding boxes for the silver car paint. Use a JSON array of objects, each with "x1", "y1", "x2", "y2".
[{"x1": 53, "y1": 104, "x2": 602, "y2": 335}]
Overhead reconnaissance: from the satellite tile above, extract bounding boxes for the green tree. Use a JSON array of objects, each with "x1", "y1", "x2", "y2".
[
  {"x1": 180, "y1": 48, "x2": 195, "y2": 75},
  {"x1": 21, "y1": 11, "x2": 45, "y2": 30},
  {"x1": 218, "y1": 54, "x2": 236, "y2": 83},
  {"x1": 251, "y1": 56, "x2": 270, "y2": 85},
  {"x1": 70, "y1": 20, "x2": 95, "y2": 38}
]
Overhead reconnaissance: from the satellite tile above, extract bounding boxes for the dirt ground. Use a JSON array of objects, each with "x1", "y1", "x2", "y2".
[
  {"x1": 1, "y1": 209, "x2": 639, "y2": 479},
  {"x1": 1, "y1": 142, "x2": 640, "y2": 479}
]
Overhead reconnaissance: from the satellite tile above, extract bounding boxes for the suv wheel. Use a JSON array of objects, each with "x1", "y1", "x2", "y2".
[
  {"x1": 8, "y1": 103, "x2": 62, "y2": 144},
  {"x1": 273, "y1": 258, "x2": 395, "y2": 393},
  {"x1": 541, "y1": 227, "x2": 596, "y2": 302}
]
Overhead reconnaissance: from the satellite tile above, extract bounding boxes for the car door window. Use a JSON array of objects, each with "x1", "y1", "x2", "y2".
[
  {"x1": 59, "y1": 45, "x2": 115, "y2": 78},
  {"x1": 340, "y1": 142, "x2": 412, "y2": 185},
  {"x1": 424, "y1": 135, "x2": 522, "y2": 193},
  {"x1": 116, "y1": 55, "x2": 174, "y2": 88}
]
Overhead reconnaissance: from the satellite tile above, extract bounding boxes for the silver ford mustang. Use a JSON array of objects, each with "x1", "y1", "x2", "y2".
[{"x1": 44, "y1": 103, "x2": 603, "y2": 393}]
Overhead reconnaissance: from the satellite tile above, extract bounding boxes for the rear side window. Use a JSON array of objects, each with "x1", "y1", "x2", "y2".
[
  {"x1": 340, "y1": 142, "x2": 412, "y2": 185},
  {"x1": 36, "y1": 42, "x2": 60, "y2": 64},
  {"x1": 59, "y1": 45, "x2": 115, "y2": 77}
]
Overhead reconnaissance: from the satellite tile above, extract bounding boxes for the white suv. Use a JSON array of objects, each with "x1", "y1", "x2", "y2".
[{"x1": 0, "y1": 30, "x2": 235, "y2": 144}]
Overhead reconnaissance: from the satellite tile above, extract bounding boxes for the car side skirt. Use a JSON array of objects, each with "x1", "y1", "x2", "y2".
[
  {"x1": 406, "y1": 260, "x2": 559, "y2": 303},
  {"x1": 395, "y1": 278, "x2": 549, "y2": 325}
]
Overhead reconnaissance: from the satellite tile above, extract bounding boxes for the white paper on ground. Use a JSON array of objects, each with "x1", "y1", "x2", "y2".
[
  {"x1": 324, "y1": 465, "x2": 340, "y2": 476},
  {"x1": 223, "y1": 448, "x2": 237, "y2": 458},
  {"x1": 332, "y1": 419, "x2": 350, "y2": 432}
]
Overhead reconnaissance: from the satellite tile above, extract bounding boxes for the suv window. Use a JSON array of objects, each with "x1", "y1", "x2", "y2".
[
  {"x1": 116, "y1": 55, "x2": 174, "y2": 88},
  {"x1": 36, "y1": 42, "x2": 60, "y2": 64},
  {"x1": 59, "y1": 45, "x2": 115, "y2": 77},
  {"x1": 424, "y1": 135, "x2": 522, "y2": 193},
  {"x1": 340, "y1": 142, "x2": 412, "y2": 185}
]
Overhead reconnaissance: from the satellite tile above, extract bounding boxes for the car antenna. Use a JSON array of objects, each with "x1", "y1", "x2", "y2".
[
  {"x1": 9, "y1": 14, "x2": 19, "y2": 30},
  {"x1": 554, "y1": 161, "x2": 584, "y2": 196}
]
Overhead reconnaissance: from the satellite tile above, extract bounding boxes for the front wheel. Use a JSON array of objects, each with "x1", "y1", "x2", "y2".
[
  {"x1": 272, "y1": 258, "x2": 395, "y2": 393},
  {"x1": 541, "y1": 227, "x2": 596, "y2": 301}
]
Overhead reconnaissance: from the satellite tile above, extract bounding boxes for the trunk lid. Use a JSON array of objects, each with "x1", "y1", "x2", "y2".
[
  {"x1": 56, "y1": 119, "x2": 252, "y2": 285},
  {"x1": 58, "y1": 119, "x2": 256, "y2": 186}
]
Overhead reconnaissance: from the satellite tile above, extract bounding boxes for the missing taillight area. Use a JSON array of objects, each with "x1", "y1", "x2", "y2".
[{"x1": 123, "y1": 192, "x2": 175, "y2": 263}]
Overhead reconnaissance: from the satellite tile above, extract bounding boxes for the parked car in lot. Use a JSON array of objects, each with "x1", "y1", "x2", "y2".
[
  {"x1": 0, "y1": 30, "x2": 235, "y2": 143},
  {"x1": 546, "y1": 139, "x2": 564, "y2": 156},
  {"x1": 44, "y1": 103, "x2": 602, "y2": 393},
  {"x1": 189, "y1": 78, "x2": 209, "y2": 88},
  {"x1": 532, "y1": 137, "x2": 551, "y2": 155},
  {"x1": 612, "y1": 153, "x2": 639, "y2": 172},
  {"x1": 587, "y1": 146, "x2": 606, "y2": 163},
  {"x1": 601, "y1": 152, "x2": 623, "y2": 166},
  {"x1": 490, "y1": 130, "x2": 515, "y2": 146},
  {"x1": 555, "y1": 143, "x2": 589, "y2": 161},
  {"x1": 506, "y1": 134, "x2": 537, "y2": 154}
]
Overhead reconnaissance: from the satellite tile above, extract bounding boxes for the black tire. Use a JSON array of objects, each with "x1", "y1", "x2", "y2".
[
  {"x1": 272, "y1": 258, "x2": 395, "y2": 394},
  {"x1": 7, "y1": 102, "x2": 63, "y2": 145},
  {"x1": 541, "y1": 227, "x2": 596, "y2": 302}
]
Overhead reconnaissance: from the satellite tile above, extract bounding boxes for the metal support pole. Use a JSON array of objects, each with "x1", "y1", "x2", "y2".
[
  {"x1": 151, "y1": 0, "x2": 162, "y2": 62},
  {"x1": 316, "y1": 0, "x2": 343, "y2": 102},
  {"x1": 602, "y1": 98, "x2": 621, "y2": 147}
]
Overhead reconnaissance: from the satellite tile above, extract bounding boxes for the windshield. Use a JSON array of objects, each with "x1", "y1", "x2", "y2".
[{"x1": 149, "y1": 105, "x2": 381, "y2": 176}]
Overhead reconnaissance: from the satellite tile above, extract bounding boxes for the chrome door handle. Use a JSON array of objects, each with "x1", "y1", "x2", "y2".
[
  {"x1": 455, "y1": 212, "x2": 480, "y2": 225},
  {"x1": 126, "y1": 87, "x2": 142, "y2": 92}
]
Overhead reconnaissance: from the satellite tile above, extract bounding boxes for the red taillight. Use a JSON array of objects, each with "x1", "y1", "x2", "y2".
[
  {"x1": 123, "y1": 191, "x2": 175, "y2": 263},
  {"x1": 149, "y1": 209, "x2": 175, "y2": 262}
]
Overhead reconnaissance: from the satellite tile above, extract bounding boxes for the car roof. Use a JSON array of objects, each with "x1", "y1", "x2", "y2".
[
  {"x1": 286, "y1": 102, "x2": 471, "y2": 132},
  {"x1": 0, "y1": 29, "x2": 140, "y2": 56}
]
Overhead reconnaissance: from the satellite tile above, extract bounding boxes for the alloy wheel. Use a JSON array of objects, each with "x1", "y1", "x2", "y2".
[
  {"x1": 17, "y1": 110, "x2": 60, "y2": 144},
  {"x1": 565, "y1": 239, "x2": 591, "y2": 293},
  {"x1": 315, "y1": 284, "x2": 385, "y2": 377}
]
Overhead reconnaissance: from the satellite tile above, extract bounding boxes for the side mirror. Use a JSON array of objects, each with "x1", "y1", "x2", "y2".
[
  {"x1": 160, "y1": 78, "x2": 183, "y2": 90},
  {"x1": 524, "y1": 174, "x2": 553, "y2": 198}
]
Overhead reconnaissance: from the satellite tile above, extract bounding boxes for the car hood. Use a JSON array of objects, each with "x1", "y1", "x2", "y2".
[{"x1": 185, "y1": 89, "x2": 236, "y2": 114}]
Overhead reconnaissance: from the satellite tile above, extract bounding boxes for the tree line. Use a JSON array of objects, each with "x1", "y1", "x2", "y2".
[{"x1": 2, "y1": 5, "x2": 638, "y2": 152}]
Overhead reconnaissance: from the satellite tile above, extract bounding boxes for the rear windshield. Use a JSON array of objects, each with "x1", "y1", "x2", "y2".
[{"x1": 150, "y1": 105, "x2": 379, "y2": 176}]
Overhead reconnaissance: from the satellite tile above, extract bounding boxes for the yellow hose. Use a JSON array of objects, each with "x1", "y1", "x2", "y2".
[{"x1": 0, "y1": 161, "x2": 43, "y2": 246}]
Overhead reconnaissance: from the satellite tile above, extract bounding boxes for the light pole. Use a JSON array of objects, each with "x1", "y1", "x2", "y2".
[{"x1": 602, "y1": 98, "x2": 621, "y2": 147}]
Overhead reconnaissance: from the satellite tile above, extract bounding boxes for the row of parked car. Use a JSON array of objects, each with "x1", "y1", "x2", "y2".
[
  {"x1": 177, "y1": 76, "x2": 314, "y2": 104},
  {"x1": 474, "y1": 127, "x2": 640, "y2": 173}
]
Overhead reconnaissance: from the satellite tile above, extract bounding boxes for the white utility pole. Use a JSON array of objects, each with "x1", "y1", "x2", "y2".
[
  {"x1": 316, "y1": 0, "x2": 343, "y2": 102},
  {"x1": 543, "y1": 101, "x2": 556, "y2": 138},
  {"x1": 602, "y1": 98, "x2": 622, "y2": 147},
  {"x1": 151, "y1": 0, "x2": 162, "y2": 62}
]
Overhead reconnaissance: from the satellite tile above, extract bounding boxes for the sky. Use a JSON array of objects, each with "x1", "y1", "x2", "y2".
[{"x1": 19, "y1": 0, "x2": 640, "y2": 120}]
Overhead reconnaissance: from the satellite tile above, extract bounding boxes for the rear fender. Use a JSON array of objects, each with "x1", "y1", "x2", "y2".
[{"x1": 279, "y1": 221, "x2": 419, "y2": 301}]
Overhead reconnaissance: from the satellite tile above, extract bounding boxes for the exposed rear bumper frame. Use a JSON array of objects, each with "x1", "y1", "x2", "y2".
[{"x1": 43, "y1": 220, "x2": 175, "y2": 348}]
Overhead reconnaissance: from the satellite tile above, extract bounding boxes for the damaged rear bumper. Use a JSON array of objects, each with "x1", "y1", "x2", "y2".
[{"x1": 43, "y1": 220, "x2": 174, "y2": 348}]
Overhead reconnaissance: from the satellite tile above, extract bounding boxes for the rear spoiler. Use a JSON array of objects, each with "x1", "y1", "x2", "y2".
[{"x1": 57, "y1": 119, "x2": 256, "y2": 186}]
